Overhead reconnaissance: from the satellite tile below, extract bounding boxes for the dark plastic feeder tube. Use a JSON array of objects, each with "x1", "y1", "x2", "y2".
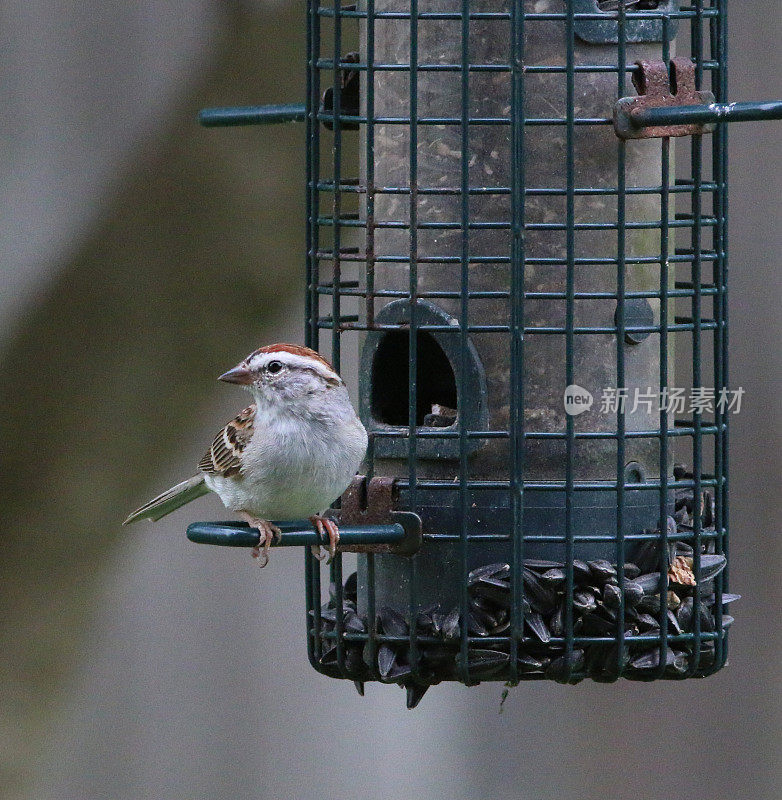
[{"x1": 355, "y1": 0, "x2": 677, "y2": 615}]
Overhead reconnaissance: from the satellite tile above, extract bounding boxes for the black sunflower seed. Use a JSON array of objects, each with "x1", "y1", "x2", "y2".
[
  {"x1": 634, "y1": 541, "x2": 669, "y2": 573},
  {"x1": 636, "y1": 612, "x2": 660, "y2": 631},
  {"x1": 523, "y1": 568, "x2": 559, "y2": 614},
  {"x1": 673, "y1": 540, "x2": 694, "y2": 558},
  {"x1": 345, "y1": 646, "x2": 366, "y2": 675},
  {"x1": 344, "y1": 611, "x2": 366, "y2": 633},
  {"x1": 636, "y1": 573, "x2": 662, "y2": 594},
  {"x1": 674, "y1": 597, "x2": 715, "y2": 632},
  {"x1": 468, "y1": 610, "x2": 490, "y2": 637},
  {"x1": 378, "y1": 606, "x2": 408, "y2": 637},
  {"x1": 525, "y1": 611, "x2": 551, "y2": 643},
  {"x1": 572, "y1": 560, "x2": 592, "y2": 582},
  {"x1": 517, "y1": 653, "x2": 545, "y2": 672},
  {"x1": 523, "y1": 559, "x2": 565, "y2": 572},
  {"x1": 677, "y1": 597, "x2": 694, "y2": 631},
  {"x1": 667, "y1": 608, "x2": 682, "y2": 635},
  {"x1": 430, "y1": 611, "x2": 447, "y2": 635},
  {"x1": 623, "y1": 562, "x2": 642, "y2": 580},
  {"x1": 623, "y1": 580, "x2": 644, "y2": 607},
  {"x1": 667, "y1": 651, "x2": 689, "y2": 675},
  {"x1": 546, "y1": 649, "x2": 586, "y2": 682},
  {"x1": 630, "y1": 648, "x2": 678, "y2": 670},
  {"x1": 317, "y1": 607, "x2": 338, "y2": 624},
  {"x1": 710, "y1": 592, "x2": 740, "y2": 606},
  {"x1": 377, "y1": 644, "x2": 397, "y2": 677},
  {"x1": 582, "y1": 611, "x2": 616, "y2": 635},
  {"x1": 602, "y1": 582, "x2": 622, "y2": 609},
  {"x1": 637, "y1": 593, "x2": 661, "y2": 614},
  {"x1": 549, "y1": 605, "x2": 564, "y2": 637},
  {"x1": 468, "y1": 562, "x2": 510, "y2": 585},
  {"x1": 697, "y1": 554, "x2": 727, "y2": 582},
  {"x1": 442, "y1": 607, "x2": 461, "y2": 640},
  {"x1": 387, "y1": 662, "x2": 413, "y2": 681},
  {"x1": 588, "y1": 559, "x2": 617, "y2": 582},
  {"x1": 344, "y1": 571, "x2": 358, "y2": 602},
  {"x1": 405, "y1": 682, "x2": 429, "y2": 709},
  {"x1": 540, "y1": 567, "x2": 567, "y2": 587},
  {"x1": 573, "y1": 589, "x2": 597, "y2": 612},
  {"x1": 472, "y1": 576, "x2": 511, "y2": 605},
  {"x1": 465, "y1": 649, "x2": 510, "y2": 677}
]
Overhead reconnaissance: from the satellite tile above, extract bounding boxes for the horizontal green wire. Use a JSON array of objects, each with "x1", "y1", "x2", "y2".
[
  {"x1": 199, "y1": 104, "x2": 306, "y2": 127},
  {"x1": 632, "y1": 99, "x2": 782, "y2": 127}
]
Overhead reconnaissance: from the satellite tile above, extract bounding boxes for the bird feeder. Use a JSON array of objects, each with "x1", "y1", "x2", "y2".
[{"x1": 194, "y1": 0, "x2": 782, "y2": 706}]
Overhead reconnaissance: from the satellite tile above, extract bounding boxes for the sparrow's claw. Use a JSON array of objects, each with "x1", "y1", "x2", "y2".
[
  {"x1": 240, "y1": 513, "x2": 281, "y2": 568},
  {"x1": 310, "y1": 544, "x2": 328, "y2": 562},
  {"x1": 309, "y1": 515, "x2": 340, "y2": 562}
]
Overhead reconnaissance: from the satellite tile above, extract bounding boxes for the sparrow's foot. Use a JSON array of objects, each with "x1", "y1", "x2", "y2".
[
  {"x1": 309, "y1": 515, "x2": 340, "y2": 562},
  {"x1": 310, "y1": 545, "x2": 328, "y2": 562},
  {"x1": 239, "y1": 513, "x2": 281, "y2": 568}
]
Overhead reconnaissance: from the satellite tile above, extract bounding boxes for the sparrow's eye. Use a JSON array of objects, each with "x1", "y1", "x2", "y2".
[{"x1": 267, "y1": 360, "x2": 283, "y2": 374}]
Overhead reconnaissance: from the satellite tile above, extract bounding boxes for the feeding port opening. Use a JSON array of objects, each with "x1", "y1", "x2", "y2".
[{"x1": 371, "y1": 331, "x2": 458, "y2": 428}]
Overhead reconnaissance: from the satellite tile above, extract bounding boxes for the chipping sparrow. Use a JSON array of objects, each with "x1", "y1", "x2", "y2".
[{"x1": 124, "y1": 344, "x2": 368, "y2": 566}]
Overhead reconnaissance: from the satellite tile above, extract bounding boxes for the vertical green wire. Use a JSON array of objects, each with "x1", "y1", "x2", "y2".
[
  {"x1": 331, "y1": 0, "x2": 346, "y2": 676},
  {"x1": 688, "y1": 0, "x2": 704, "y2": 675},
  {"x1": 712, "y1": 0, "x2": 729, "y2": 670},
  {"x1": 563, "y1": 0, "x2": 575, "y2": 679},
  {"x1": 332, "y1": 0, "x2": 343, "y2": 374},
  {"x1": 407, "y1": 0, "x2": 420, "y2": 677},
  {"x1": 309, "y1": 0, "x2": 322, "y2": 352},
  {"x1": 655, "y1": 14, "x2": 672, "y2": 680},
  {"x1": 457, "y1": 0, "x2": 471, "y2": 684},
  {"x1": 612, "y1": 0, "x2": 629, "y2": 681},
  {"x1": 719, "y1": 0, "x2": 730, "y2": 672},
  {"x1": 707, "y1": 0, "x2": 724, "y2": 671},
  {"x1": 365, "y1": 0, "x2": 377, "y2": 339},
  {"x1": 305, "y1": 0, "x2": 323, "y2": 668},
  {"x1": 364, "y1": 0, "x2": 379, "y2": 680},
  {"x1": 508, "y1": 0, "x2": 526, "y2": 683}
]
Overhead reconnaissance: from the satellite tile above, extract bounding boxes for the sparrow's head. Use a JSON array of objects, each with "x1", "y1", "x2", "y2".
[{"x1": 218, "y1": 343, "x2": 343, "y2": 403}]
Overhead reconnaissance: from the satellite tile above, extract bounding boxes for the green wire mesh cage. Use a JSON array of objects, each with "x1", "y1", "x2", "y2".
[{"x1": 196, "y1": 0, "x2": 782, "y2": 706}]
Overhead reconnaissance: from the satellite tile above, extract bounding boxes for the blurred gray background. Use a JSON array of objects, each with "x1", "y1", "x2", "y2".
[{"x1": 1, "y1": 2, "x2": 779, "y2": 799}]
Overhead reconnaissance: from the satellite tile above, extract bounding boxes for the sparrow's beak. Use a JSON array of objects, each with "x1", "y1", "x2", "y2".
[{"x1": 218, "y1": 363, "x2": 254, "y2": 385}]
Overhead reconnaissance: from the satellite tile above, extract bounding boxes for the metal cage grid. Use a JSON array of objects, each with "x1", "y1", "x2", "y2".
[{"x1": 303, "y1": 0, "x2": 729, "y2": 689}]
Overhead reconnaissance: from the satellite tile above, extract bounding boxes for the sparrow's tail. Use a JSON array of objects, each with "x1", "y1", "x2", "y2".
[{"x1": 123, "y1": 474, "x2": 210, "y2": 525}]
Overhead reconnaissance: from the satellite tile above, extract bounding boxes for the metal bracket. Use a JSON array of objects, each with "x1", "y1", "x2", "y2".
[
  {"x1": 614, "y1": 58, "x2": 715, "y2": 139},
  {"x1": 320, "y1": 52, "x2": 360, "y2": 131},
  {"x1": 327, "y1": 476, "x2": 422, "y2": 556}
]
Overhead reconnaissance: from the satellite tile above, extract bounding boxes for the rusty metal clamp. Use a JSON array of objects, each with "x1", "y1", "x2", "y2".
[
  {"x1": 328, "y1": 476, "x2": 423, "y2": 555},
  {"x1": 614, "y1": 58, "x2": 716, "y2": 140}
]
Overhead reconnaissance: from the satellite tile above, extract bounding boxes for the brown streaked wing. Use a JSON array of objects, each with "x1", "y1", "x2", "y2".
[{"x1": 198, "y1": 404, "x2": 256, "y2": 477}]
